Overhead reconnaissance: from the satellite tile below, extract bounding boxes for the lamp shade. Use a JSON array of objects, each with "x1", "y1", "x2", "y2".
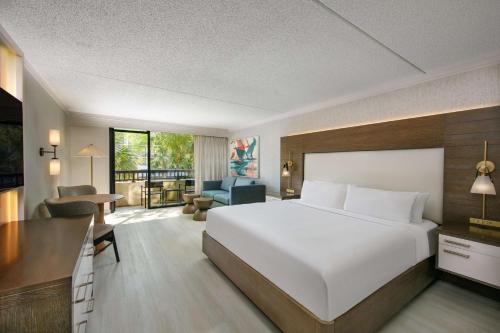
[
  {"x1": 282, "y1": 163, "x2": 290, "y2": 177},
  {"x1": 49, "y1": 159, "x2": 60, "y2": 176},
  {"x1": 49, "y1": 129, "x2": 60, "y2": 146},
  {"x1": 470, "y1": 175, "x2": 496, "y2": 195},
  {"x1": 77, "y1": 144, "x2": 106, "y2": 157}
]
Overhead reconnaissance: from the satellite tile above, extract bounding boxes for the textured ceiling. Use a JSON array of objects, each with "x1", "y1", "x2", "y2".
[
  {"x1": 0, "y1": 0, "x2": 499, "y2": 130},
  {"x1": 323, "y1": 0, "x2": 500, "y2": 71}
]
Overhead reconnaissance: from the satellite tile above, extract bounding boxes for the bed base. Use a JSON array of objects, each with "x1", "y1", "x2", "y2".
[{"x1": 202, "y1": 231, "x2": 436, "y2": 333}]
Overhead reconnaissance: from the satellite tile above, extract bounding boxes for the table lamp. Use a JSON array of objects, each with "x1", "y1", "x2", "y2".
[{"x1": 77, "y1": 144, "x2": 106, "y2": 186}]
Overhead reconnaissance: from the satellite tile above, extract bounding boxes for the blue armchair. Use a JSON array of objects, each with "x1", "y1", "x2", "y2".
[{"x1": 202, "y1": 176, "x2": 266, "y2": 205}]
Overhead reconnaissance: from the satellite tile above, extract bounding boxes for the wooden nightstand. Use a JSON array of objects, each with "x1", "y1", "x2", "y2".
[{"x1": 437, "y1": 224, "x2": 500, "y2": 289}]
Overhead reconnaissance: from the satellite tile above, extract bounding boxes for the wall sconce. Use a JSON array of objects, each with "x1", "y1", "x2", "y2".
[
  {"x1": 470, "y1": 140, "x2": 498, "y2": 228},
  {"x1": 281, "y1": 152, "x2": 295, "y2": 194},
  {"x1": 40, "y1": 129, "x2": 60, "y2": 176}
]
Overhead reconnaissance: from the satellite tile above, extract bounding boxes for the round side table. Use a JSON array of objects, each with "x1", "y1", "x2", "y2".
[
  {"x1": 193, "y1": 197, "x2": 213, "y2": 221},
  {"x1": 182, "y1": 193, "x2": 200, "y2": 214}
]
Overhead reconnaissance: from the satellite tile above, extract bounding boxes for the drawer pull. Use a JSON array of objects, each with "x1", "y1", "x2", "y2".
[
  {"x1": 84, "y1": 248, "x2": 94, "y2": 257},
  {"x1": 444, "y1": 239, "x2": 471, "y2": 248},
  {"x1": 74, "y1": 284, "x2": 91, "y2": 303},
  {"x1": 75, "y1": 272, "x2": 94, "y2": 288},
  {"x1": 84, "y1": 298, "x2": 95, "y2": 314},
  {"x1": 444, "y1": 249, "x2": 470, "y2": 259},
  {"x1": 76, "y1": 320, "x2": 87, "y2": 333}
]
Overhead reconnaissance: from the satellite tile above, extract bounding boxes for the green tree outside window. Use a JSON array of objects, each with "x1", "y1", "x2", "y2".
[{"x1": 114, "y1": 131, "x2": 193, "y2": 171}]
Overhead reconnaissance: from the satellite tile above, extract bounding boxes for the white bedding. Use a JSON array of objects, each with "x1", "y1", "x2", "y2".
[{"x1": 205, "y1": 200, "x2": 437, "y2": 321}]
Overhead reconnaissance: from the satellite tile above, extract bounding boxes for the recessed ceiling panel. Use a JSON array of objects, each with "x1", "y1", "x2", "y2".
[
  {"x1": 37, "y1": 66, "x2": 274, "y2": 129},
  {"x1": 322, "y1": 0, "x2": 500, "y2": 71}
]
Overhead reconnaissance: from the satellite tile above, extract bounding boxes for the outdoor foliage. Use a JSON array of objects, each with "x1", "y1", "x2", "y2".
[
  {"x1": 114, "y1": 131, "x2": 193, "y2": 171},
  {"x1": 151, "y1": 132, "x2": 193, "y2": 170}
]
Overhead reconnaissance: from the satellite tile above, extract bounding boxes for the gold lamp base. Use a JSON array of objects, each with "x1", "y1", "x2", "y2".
[
  {"x1": 469, "y1": 217, "x2": 500, "y2": 229},
  {"x1": 469, "y1": 226, "x2": 500, "y2": 238}
]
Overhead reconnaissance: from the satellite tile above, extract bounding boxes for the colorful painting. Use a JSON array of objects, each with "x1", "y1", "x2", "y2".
[{"x1": 230, "y1": 136, "x2": 259, "y2": 178}]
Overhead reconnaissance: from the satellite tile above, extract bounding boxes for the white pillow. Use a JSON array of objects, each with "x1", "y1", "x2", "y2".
[
  {"x1": 300, "y1": 180, "x2": 347, "y2": 209},
  {"x1": 410, "y1": 193, "x2": 430, "y2": 224},
  {"x1": 343, "y1": 185, "x2": 418, "y2": 223}
]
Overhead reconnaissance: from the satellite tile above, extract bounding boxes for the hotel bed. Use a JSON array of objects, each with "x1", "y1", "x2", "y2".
[
  {"x1": 206, "y1": 200, "x2": 437, "y2": 323},
  {"x1": 203, "y1": 148, "x2": 444, "y2": 332}
]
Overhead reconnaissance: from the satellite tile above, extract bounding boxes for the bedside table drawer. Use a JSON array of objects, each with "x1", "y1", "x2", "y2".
[
  {"x1": 438, "y1": 244, "x2": 500, "y2": 287},
  {"x1": 439, "y1": 234, "x2": 500, "y2": 257}
]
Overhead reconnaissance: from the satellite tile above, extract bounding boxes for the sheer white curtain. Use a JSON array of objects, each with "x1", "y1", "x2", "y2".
[{"x1": 194, "y1": 136, "x2": 228, "y2": 194}]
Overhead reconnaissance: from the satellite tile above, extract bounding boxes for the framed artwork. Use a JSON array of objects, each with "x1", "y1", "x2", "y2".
[{"x1": 230, "y1": 136, "x2": 259, "y2": 178}]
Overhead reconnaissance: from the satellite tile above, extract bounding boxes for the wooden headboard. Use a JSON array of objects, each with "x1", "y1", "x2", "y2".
[{"x1": 280, "y1": 106, "x2": 500, "y2": 227}]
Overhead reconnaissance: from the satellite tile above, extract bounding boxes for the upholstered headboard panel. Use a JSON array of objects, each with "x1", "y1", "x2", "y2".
[{"x1": 304, "y1": 148, "x2": 444, "y2": 223}]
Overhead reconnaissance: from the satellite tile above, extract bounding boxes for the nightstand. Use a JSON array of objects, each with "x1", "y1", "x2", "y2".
[{"x1": 437, "y1": 224, "x2": 500, "y2": 289}]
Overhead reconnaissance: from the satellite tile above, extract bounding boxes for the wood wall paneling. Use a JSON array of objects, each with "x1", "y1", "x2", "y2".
[
  {"x1": 443, "y1": 107, "x2": 500, "y2": 226},
  {"x1": 280, "y1": 106, "x2": 500, "y2": 227}
]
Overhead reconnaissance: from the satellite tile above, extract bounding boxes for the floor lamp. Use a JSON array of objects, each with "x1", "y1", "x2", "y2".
[{"x1": 77, "y1": 144, "x2": 106, "y2": 186}]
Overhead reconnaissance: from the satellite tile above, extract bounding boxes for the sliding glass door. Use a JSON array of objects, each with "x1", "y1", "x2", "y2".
[
  {"x1": 148, "y1": 132, "x2": 194, "y2": 208},
  {"x1": 110, "y1": 128, "x2": 194, "y2": 210},
  {"x1": 109, "y1": 128, "x2": 150, "y2": 211}
]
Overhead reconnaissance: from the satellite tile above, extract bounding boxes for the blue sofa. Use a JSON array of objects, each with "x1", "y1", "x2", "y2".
[{"x1": 202, "y1": 176, "x2": 266, "y2": 205}]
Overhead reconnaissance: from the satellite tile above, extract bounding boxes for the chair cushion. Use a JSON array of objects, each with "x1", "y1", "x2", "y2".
[
  {"x1": 220, "y1": 176, "x2": 236, "y2": 191},
  {"x1": 94, "y1": 224, "x2": 114, "y2": 240},
  {"x1": 201, "y1": 190, "x2": 228, "y2": 198},
  {"x1": 58, "y1": 185, "x2": 97, "y2": 197},
  {"x1": 235, "y1": 177, "x2": 255, "y2": 186},
  {"x1": 214, "y1": 193, "x2": 230, "y2": 205}
]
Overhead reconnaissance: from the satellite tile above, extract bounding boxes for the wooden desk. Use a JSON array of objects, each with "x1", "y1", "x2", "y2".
[
  {"x1": 53, "y1": 194, "x2": 123, "y2": 225},
  {"x1": 0, "y1": 216, "x2": 94, "y2": 332}
]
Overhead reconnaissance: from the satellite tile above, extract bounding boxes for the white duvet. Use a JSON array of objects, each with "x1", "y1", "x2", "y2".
[{"x1": 205, "y1": 200, "x2": 437, "y2": 321}]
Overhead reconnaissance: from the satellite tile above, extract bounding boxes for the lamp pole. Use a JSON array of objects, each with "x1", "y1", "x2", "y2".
[{"x1": 90, "y1": 155, "x2": 94, "y2": 186}]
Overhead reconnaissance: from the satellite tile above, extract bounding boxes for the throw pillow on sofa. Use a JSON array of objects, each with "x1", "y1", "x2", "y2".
[{"x1": 220, "y1": 176, "x2": 236, "y2": 191}]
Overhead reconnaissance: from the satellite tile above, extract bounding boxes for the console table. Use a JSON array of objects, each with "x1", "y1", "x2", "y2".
[{"x1": 0, "y1": 216, "x2": 94, "y2": 332}]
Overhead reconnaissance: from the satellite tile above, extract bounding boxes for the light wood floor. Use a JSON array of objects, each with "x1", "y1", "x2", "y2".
[{"x1": 88, "y1": 207, "x2": 500, "y2": 333}]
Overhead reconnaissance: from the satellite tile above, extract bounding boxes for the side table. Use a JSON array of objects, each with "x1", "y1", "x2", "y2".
[
  {"x1": 182, "y1": 193, "x2": 200, "y2": 214},
  {"x1": 193, "y1": 197, "x2": 213, "y2": 221}
]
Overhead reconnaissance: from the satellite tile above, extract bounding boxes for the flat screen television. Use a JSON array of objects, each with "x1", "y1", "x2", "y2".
[{"x1": 0, "y1": 87, "x2": 23, "y2": 191}]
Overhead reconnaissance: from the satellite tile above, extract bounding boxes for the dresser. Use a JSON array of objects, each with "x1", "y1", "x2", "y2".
[
  {"x1": 437, "y1": 225, "x2": 500, "y2": 289},
  {"x1": 0, "y1": 216, "x2": 94, "y2": 332}
]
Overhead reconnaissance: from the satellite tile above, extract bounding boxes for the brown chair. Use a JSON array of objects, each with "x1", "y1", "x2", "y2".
[
  {"x1": 140, "y1": 181, "x2": 164, "y2": 207},
  {"x1": 57, "y1": 185, "x2": 97, "y2": 197},
  {"x1": 44, "y1": 199, "x2": 120, "y2": 262}
]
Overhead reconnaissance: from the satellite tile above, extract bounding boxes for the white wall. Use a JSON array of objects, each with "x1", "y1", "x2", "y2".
[
  {"x1": 23, "y1": 68, "x2": 69, "y2": 218},
  {"x1": 69, "y1": 126, "x2": 109, "y2": 195},
  {"x1": 229, "y1": 64, "x2": 500, "y2": 195}
]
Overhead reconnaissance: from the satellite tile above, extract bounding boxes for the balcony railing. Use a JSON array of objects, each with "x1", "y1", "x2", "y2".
[{"x1": 115, "y1": 169, "x2": 194, "y2": 182}]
